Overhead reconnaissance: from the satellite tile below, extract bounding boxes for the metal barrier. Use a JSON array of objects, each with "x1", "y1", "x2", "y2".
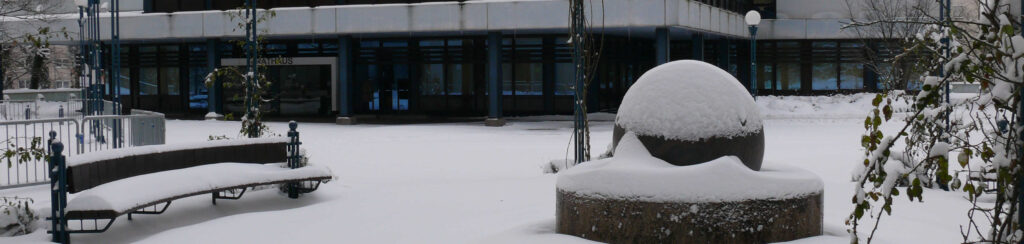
[
  {"x1": 0, "y1": 118, "x2": 80, "y2": 188},
  {"x1": 0, "y1": 98, "x2": 109, "y2": 121},
  {"x1": 0, "y1": 109, "x2": 165, "y2": 189}
]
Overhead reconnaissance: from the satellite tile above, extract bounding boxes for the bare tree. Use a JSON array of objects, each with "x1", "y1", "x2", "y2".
[
  {"x1": 844, "y1": 0, "x2": 938, "y2": 91},
  {"x1": 0, "y1": 0, "x2": 67, "y2": 90}
]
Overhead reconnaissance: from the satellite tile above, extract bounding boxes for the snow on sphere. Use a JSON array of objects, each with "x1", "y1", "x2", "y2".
[{"x1": 614, "y1": 60, "x2": 764, "y2": 170}]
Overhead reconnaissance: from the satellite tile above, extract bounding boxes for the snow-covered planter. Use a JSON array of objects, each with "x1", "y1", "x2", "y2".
[
  {"x1": 612, "y1": 60, "x2": 764, "y2": 170},
  {"x1": 557, "y1": 61, "x2": 820, "y2": 243},
  {"x1": 555, "y1": 133, "x2": 823, "y2": 243}
]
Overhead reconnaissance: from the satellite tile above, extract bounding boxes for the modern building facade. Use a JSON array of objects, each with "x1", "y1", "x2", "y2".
[{"x1": 2, "y1": 0, "x2": 1016, "y2": 121}]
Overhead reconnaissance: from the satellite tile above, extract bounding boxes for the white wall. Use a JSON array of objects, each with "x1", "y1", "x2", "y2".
[{"x1": 6, "y1": 0, "x2": 752, "y2": 43}]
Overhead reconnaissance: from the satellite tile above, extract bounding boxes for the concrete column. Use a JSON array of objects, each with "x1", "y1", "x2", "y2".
[
  {"x1": 486, "y1": 32, "x2": 505, "y2": 126},
  {"x1": 204, "y1": 39, "x2": 223, "y2": 119},
  {"x1": 691, "y1": 33, "x2": 704, "y2": 61},
  {"x1": 655, "y1": 27, "x2": 670, "y2": 65},
  {"x1": 336, "y1": 36, "x2": 357, "y2": 125}
]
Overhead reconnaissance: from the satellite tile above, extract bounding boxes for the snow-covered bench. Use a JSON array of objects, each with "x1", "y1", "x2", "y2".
[{"x1": 46, "y1": 122, "x2": 332, "y2": 243}]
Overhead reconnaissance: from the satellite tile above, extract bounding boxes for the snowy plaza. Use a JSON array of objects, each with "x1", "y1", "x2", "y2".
[
  {"x1": 3, "y1": 0, "x2": 1024, "y2": 243},
  {"x1": 0, "y1": 94, "x2": 976, "y2": 243}
]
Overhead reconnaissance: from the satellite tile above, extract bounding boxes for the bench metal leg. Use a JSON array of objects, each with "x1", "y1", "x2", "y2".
[
  {"x1": 51, "y1": 218, "x2": 116, "y2": 234},
  {"x1": 128, "y1": 201, "x2": 172, "y2": 221},
  {"x1": 213, "y1": 188, "x2": 248, "y2": 205}
]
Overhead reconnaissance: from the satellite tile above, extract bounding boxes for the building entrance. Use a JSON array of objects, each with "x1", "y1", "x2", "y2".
[{"x1": 221, "y1": 57, "x2": 337, "y2": 117}]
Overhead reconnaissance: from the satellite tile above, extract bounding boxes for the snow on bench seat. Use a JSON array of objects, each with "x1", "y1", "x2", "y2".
[{"x1": 65, "y1": 163, "x2": 333, "y2": 217}]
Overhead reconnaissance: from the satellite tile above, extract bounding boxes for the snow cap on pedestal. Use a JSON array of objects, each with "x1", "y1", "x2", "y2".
[
  {"x1": 613, "y1": 60, "x2": 765, "y2": 170},
  {"x1": 616, "y1": 60, "x2": 762, "y2": 141}
]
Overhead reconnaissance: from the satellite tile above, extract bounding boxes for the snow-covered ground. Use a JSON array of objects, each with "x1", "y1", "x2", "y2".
[{"x1": 0, "y1": 94, "x2": 979, "y2": 244}]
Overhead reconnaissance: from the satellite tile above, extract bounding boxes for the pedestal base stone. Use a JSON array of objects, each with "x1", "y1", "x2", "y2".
[
  {"x1": 336, "y1": 116, "x2": 358, "y2": 125},
  {"x1": 485, "y1": 118, "x2": 507, "y2": 127},
  {"x1": 556, "y1": 190, "x2": 822, "y2": 244}
]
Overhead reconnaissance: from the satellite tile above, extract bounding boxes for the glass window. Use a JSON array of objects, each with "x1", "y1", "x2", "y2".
[
  {"x1": 447, "y1": 64, "x2": 466, "y2": 95},
  {"x1": 322, "y1": 42, "x2": 338, "y2": 54},
  {"x1": 298, "y1": 43, "x2": 319, "y2": 54},
  {"x1": 516, "y1": 38, "x2": 542, "y2": 45},
  {"x1": 360, "y1": 40, "x2": 380, "y2": 48},
  {"x1": 140, "y1": 68, "x2": 158, "y2": 95},
  {"x1": 420, "y1": 63, "x2": 444, "y2": 95},
  {"x1": 160, "y1": 67, "x2": 180, "y2": 95},
  {"x1": 159, "y1": 45, "x2": 179, "y2": 53},
  {"x1": 189, "y1": 67, "x2": 209, "y2": 109},
  {"x1": 420, "y1": 40, "x2": 444, "y2": 47},
  {"x1": 382, "y1": 41, "x2": 407, "y2": 47},
  {"x1": 502, "y1": 63, "x2": 513, "y2": 95},
  {"x1": 839, "y1": 63, "x2": 864, "y2": 89},
  {"x1": 266, "y1": 44, "x2": 287, "y2": 55},
  {"x1": 554, "y1": 62, "x2": 575, "y2": 95},
  {"x1": 118, "y1": 68, "x2": 131, "y2": 96},
  {"x1": 776, "y1": 63, "x2": 801, "y2": 91},
  {"x1": 874, "y1": 63, "x2": 895, "y2": 90},
  {"x1": 812, "y1": 63, "x2": 837, "y2": 90},
  {"x1": 515, "y1": 63, "x2": 543, "y2": 95},
  {"x1": 756, "y1": 63, "x2": 773, "y2": 90}
]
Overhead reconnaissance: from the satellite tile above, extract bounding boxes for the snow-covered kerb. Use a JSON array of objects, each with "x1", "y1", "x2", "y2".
[
  {"x1": 557, "y1": 132, "x2": 822, "y2": 202},
  {"x1": 68, "y1": 137, "x2": 288, "y2": 167},
  {"x1": 615, "y1": 60, "x2": 762, "y2": 142}
]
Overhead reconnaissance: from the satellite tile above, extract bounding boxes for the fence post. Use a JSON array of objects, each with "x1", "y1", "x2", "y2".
[
  {"x1": 47, "y1": 138, "x2": 69, "y2": 244},
  {"x1": 287, "y1": 121, "x2": 301, "y2": 199}
]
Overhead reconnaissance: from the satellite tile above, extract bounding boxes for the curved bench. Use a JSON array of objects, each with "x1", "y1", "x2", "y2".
[{"x1": 47, "y1": 122, "x2": 332, "y2": 243}]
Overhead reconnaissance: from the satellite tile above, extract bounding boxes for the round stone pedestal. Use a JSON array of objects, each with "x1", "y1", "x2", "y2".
[{"x1": 556, "y1": 189, "x2": 822, "y2": 243}]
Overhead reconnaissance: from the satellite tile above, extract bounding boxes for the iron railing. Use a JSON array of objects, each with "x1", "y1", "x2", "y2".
[{"x1": 0, "y1": 110, "x2": 165, "y2": 189}]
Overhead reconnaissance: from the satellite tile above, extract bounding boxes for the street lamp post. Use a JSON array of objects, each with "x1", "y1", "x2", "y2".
[{"x1": 745, "y1": 10, "x2": 761, "y2": 99}]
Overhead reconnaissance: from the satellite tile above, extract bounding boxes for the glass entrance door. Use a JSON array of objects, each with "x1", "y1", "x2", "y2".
[
  {"x1": 273, "y1": 65, "x2": 330, "y2": 116},
  {"x1": 379, "y1": 64, "x2": 410, "y2": 112}
]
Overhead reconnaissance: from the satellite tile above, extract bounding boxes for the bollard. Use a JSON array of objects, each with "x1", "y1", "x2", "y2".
[
  {"x1": 48, "y1": 139, "x2": 69, "y2": 244},
  {"x1": 287, "y1": 121, "x2": 301, "y2": 199}
]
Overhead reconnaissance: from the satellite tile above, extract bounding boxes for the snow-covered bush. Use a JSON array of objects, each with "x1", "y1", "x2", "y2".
[
  {"x1": 846, "y1": 0, "x2": 1024, "y2": 243},
  {"x1": 0, "y1": 197, "x2": 37, "y2": 237}
]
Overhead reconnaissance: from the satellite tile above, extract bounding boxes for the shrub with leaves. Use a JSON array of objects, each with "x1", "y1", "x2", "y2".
[
  {"x1": 1, "y1": 137, "x2": 45, "y2": 169},
  {"x1": 846, "y1": 0, "x2": 1024, "y2": 243},
  {"x1": 0, "y1": 197, "x2": 36, "y2": 236}
]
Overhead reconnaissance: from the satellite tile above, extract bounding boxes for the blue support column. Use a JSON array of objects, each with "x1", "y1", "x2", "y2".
[
  {"x1": 205, "y1": 39, "x2": 222, "y2": 117},
  {"x1": 486, "y1": 32, "x2": 505, "y2": 126},
  {"x1": 336, "y1": 36, "x2": 356, "y2": 125},
  {"x1": 655, "y1": 27, "x2": 670, "y2": 65}
]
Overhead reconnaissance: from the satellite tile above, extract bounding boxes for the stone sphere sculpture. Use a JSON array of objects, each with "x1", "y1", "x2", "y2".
[
  {"x1": 556, "y1": 60, "x2": 823, "y2": 243},
  {"x1": 612, "y1": 60, "x2": 764, "y2": 170}
]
